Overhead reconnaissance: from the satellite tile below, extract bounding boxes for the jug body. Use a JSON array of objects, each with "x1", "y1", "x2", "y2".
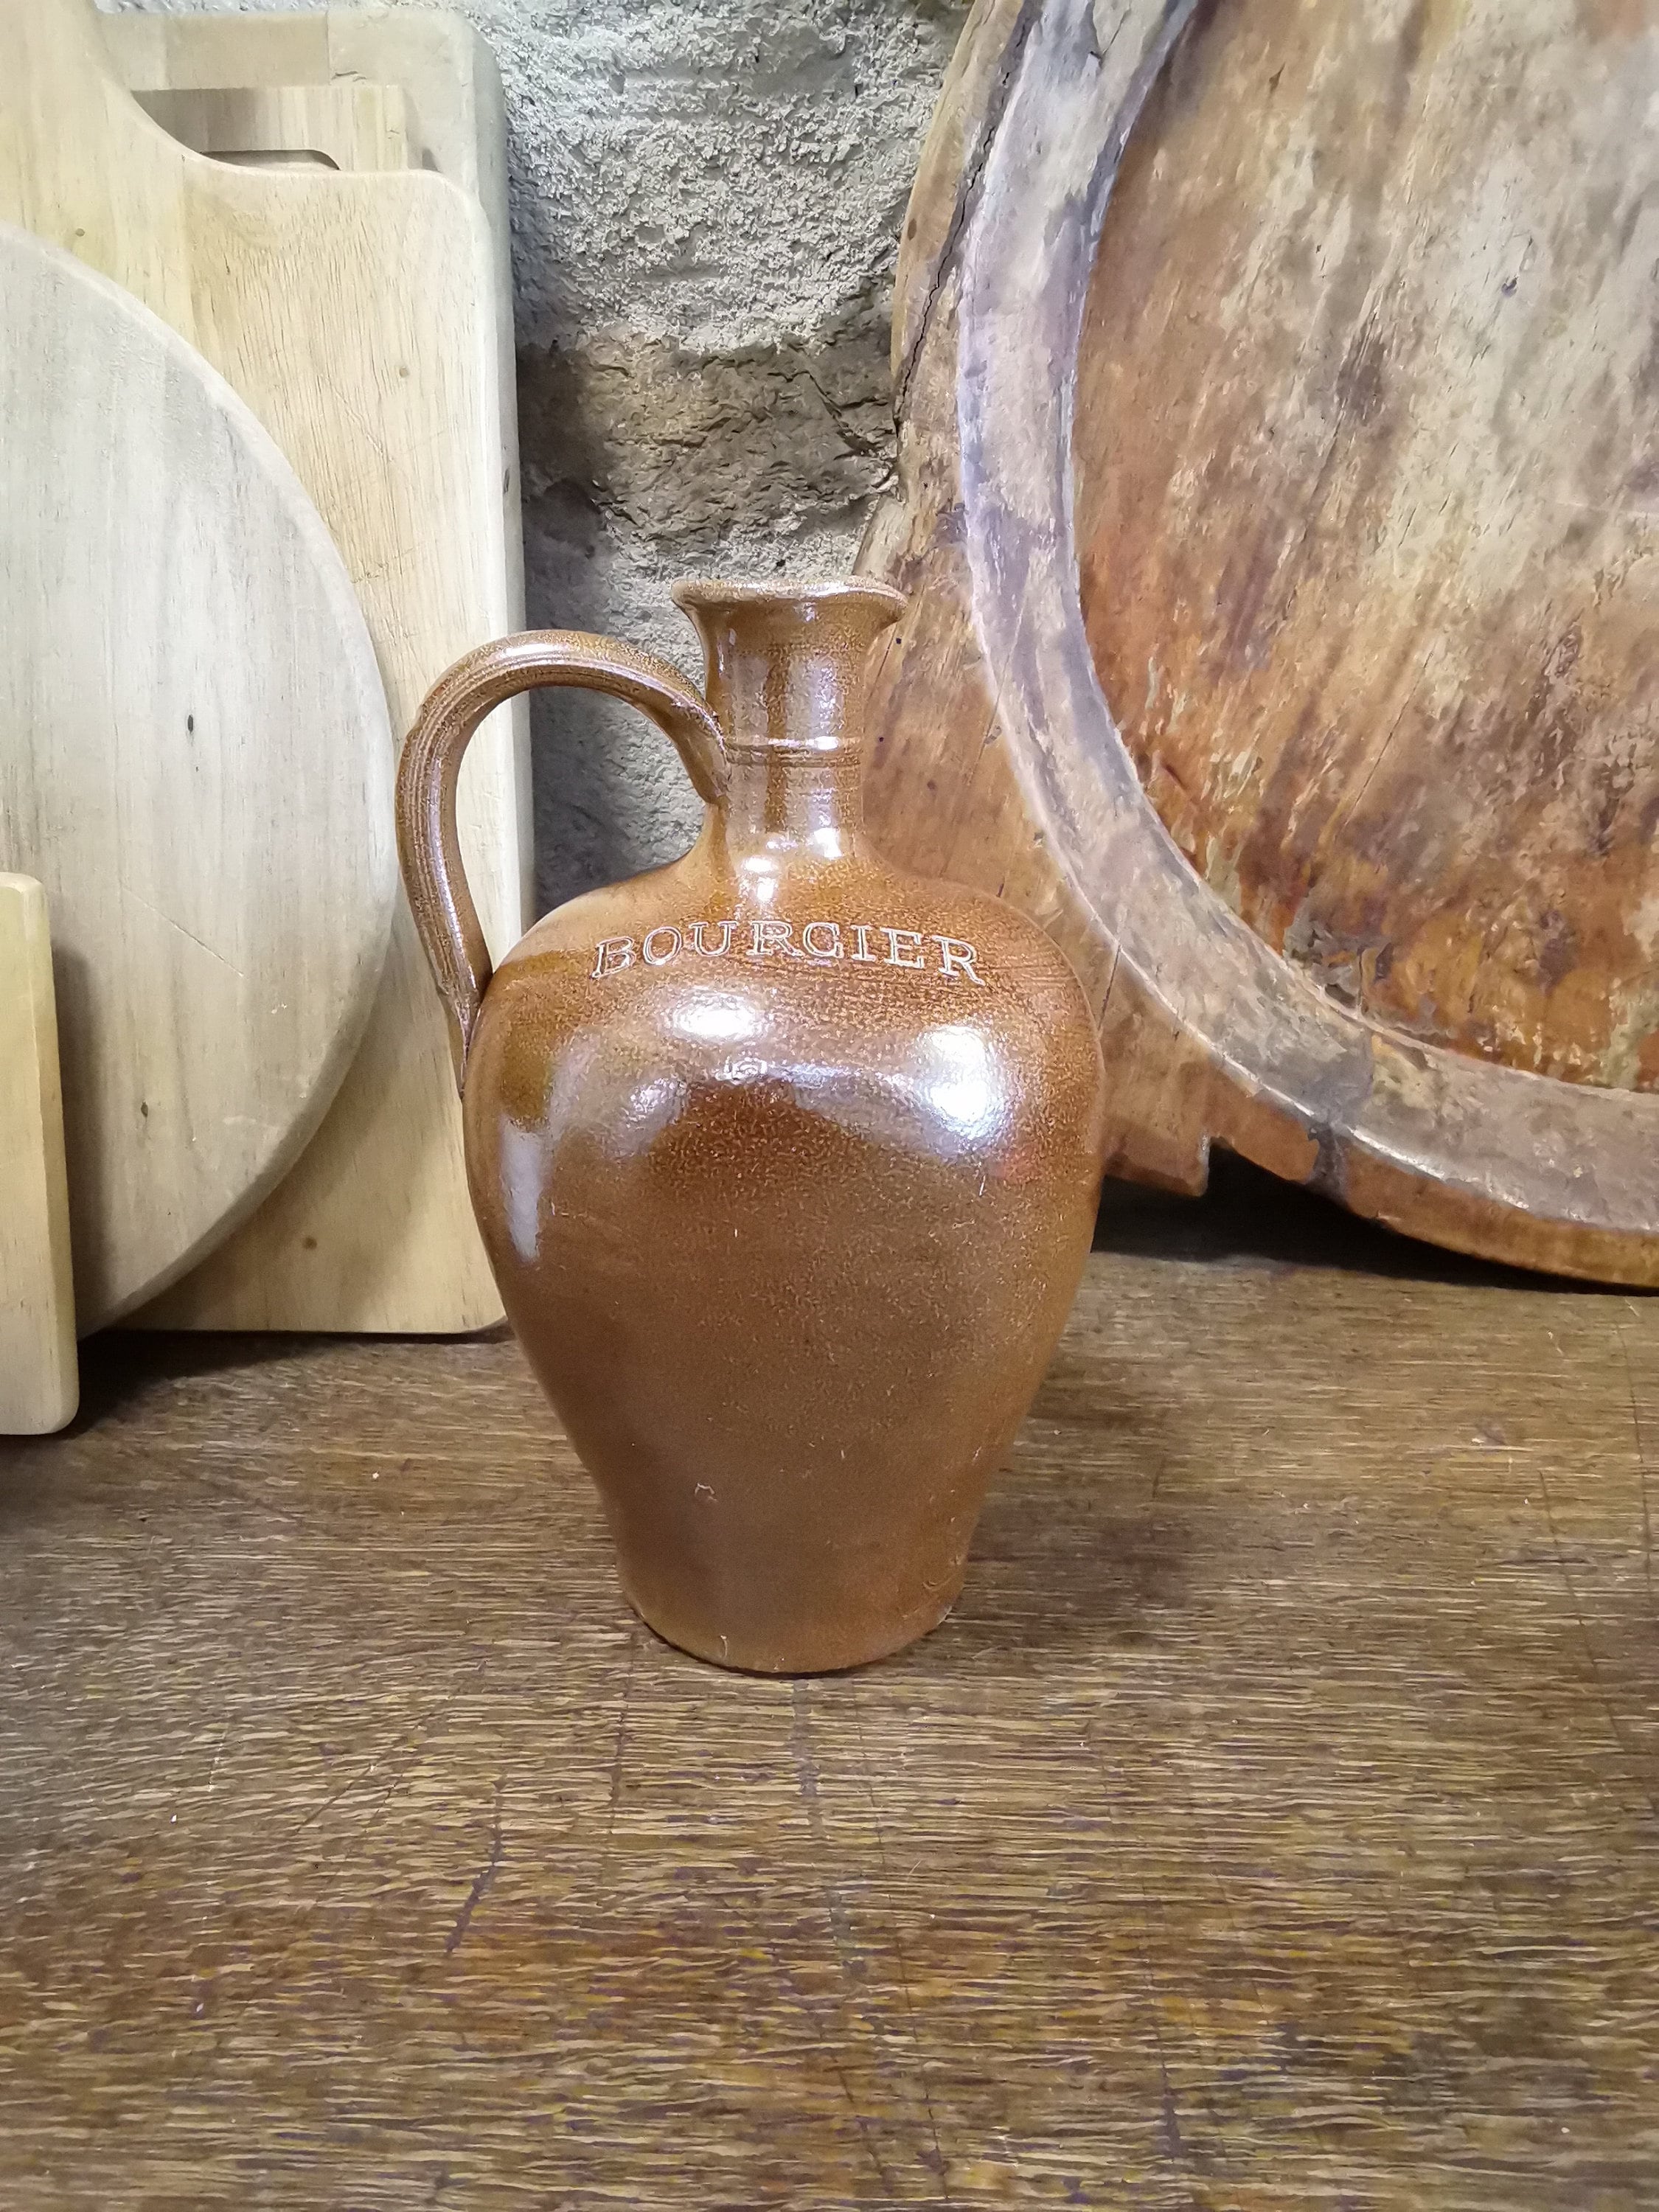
[{"x1": 398, "y1": 580, "x2": 1105, "y2": 1673}]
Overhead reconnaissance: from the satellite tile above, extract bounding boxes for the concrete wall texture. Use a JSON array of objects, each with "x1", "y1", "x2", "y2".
[{"x1": 108, "y1": 0, "x2": 965, "y2": 911}]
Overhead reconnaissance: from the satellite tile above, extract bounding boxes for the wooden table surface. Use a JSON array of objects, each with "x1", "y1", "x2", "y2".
[{"x1": 3, "y1": 1164, "x2": 1657, "y2": 2208}]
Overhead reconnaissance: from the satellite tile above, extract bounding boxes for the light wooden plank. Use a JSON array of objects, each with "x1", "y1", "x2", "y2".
[{"x1": 0, "y1": 877, "x2": 76, "y2": 1433}]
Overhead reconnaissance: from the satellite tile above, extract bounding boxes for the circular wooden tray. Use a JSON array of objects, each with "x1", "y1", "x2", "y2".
[
  {"x1": 0, "y1": 226, "x2": 394, "y2": 1328},
  {"x1": 860, "y1": 0, "x2": 1659, "y2": 1283}
]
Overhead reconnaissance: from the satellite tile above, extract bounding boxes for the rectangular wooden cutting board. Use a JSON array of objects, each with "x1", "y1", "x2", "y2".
[{"x1": 83, "y1": 4, "x2": 532, "y2": 1332}]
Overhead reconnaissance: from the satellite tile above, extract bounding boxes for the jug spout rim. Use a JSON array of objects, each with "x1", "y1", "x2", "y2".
[{"x1": 671, "y1": 576, "x2": 905, "y2": 616}]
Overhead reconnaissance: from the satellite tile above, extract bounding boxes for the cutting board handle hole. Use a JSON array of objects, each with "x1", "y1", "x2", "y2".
[{"x1": 212, "y1": 148, "x2": 340, "y2": 173}]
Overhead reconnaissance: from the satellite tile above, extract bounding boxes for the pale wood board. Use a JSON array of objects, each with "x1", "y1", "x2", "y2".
[
  {"x1": 3, "y1": 1197, "x2": 1658, "y2": 2201},
  {"x1": 0, "y1": 878, "x2": 77, "y2": 1434},
  {"x1": 102, "y1": 4, "x2": 521, "y2": 412},
  {"x1": 0, "y1": 220, "x2": 394, "y2": 1331},
  {"x1": 860, "y1": 0, "x2": 1659, "y2": 1285},
  {"x1": 0, "y1": 0, "x2": 529, "y2": 1334}
]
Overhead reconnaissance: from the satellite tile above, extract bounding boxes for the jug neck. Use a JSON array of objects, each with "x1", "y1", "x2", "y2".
[{"x1": 674, "y1": 580, "x2": 905, "y2": 863}]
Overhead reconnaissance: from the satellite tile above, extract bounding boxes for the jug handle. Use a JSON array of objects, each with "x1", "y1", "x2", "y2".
[{"x1": 396, "y1": 631, "x2": 727, "y2": 1088}]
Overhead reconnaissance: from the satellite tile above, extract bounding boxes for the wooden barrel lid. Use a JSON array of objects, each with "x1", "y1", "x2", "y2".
[{"x1": 861, "y1": 0, "x2": 1659, "y2": 1281}]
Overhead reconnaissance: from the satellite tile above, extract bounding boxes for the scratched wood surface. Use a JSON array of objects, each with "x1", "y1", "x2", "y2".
[
  {"x1": 860, "y1": 0, "x2": 1659, "y2": 1284},
  {"x1": 3, "y1": 1180, "x2": 1659, "y2": 2207},
  {"x1": 1078, "y1": 0, "x2": 1659, "y2": 1091}
]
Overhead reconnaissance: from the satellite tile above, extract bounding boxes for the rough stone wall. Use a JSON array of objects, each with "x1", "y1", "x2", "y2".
[{"x1": 108, "y1": 0, "x2": 965, "y2": 909}]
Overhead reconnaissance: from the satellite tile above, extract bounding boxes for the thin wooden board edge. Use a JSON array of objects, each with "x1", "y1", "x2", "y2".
[{"x1": 0, "y1": 876, "x2": 77, "y2": 1433}]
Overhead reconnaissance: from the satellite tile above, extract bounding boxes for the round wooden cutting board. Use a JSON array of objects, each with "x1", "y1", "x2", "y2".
[
  {"x1": 0, "y1": 224, "x2": 394, "y2": 1329},
  {"x1": 860, "y1": 0, "x2": 1659, "y2": 1284}
]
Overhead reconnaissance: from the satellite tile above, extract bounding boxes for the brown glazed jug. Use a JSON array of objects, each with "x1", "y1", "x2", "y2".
[{"x1": 397, "y1": 580, "x2": 1105, "y2": 1673}]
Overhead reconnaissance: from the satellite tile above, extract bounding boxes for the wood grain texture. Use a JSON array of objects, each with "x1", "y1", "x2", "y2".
[
  {"x1": 100, "y1": 3, "x2": 523, "y2": 669},
  {"x1": 0, "y1": 877, "x2": 76, "y2": 1434},
  {"x1": 102, "y1": 8, "x2": 519, "y2": 298},
  {"x1": 1077, "y1": 0, "x2": 1659, "y2": 1092},
  {"x1": 859, "y1": 0, "x2": 1659, "y2": 1286},
  {"x1": 0, "y1": 0, "x2": 529, "y2": 1333},
  {"x1": 3, "y1": 1194, "x2": 1658, "y2": 2204},
  {"x1": 0, "y1": 220, "x2": 394, "y2": 1330},
  {"x1": 103, "y1": 4, "x2": 504, "y2": 197}
]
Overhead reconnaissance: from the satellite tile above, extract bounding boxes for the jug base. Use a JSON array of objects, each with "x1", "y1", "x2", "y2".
[{"x1": 616, "y1": 1573, "x2": 966, "y2": 1677}]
